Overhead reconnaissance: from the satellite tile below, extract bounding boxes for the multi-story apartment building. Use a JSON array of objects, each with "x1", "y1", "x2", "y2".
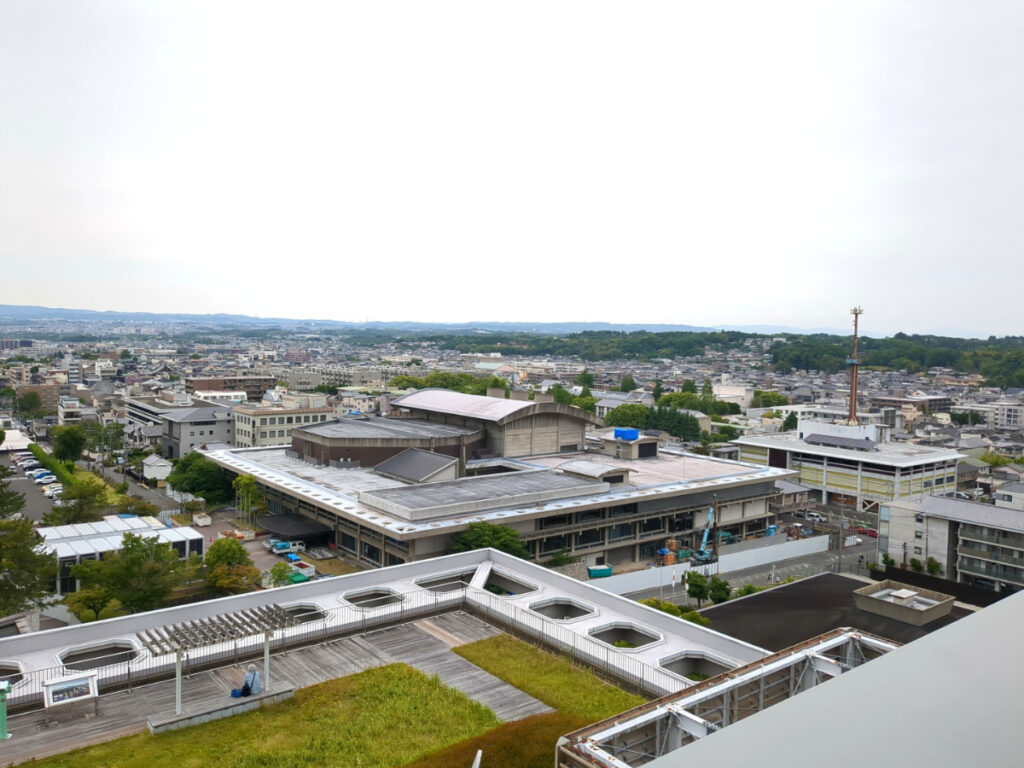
[
  {"x1": 234, "y1": 395, "x2": 336, "y2": 448},
  {"x1": 733, "y1": 420, "x2": 962, "y2": 513},
  {"x1": 185, "y1": 375, "x2": 277, "y2": 402},
  {"x1": 879, "y1": 495, "x2": 1024, "y2": 593},
  {"x1": 162, "y1": 404, "x2": 234, "y2": 459}
]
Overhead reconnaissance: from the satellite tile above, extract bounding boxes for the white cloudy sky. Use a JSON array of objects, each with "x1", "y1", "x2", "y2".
[{"x1": 1, "y1": 1, "x2": 1022, "y2": 337}]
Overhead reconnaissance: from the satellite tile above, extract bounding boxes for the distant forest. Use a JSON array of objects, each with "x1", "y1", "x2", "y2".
[{"x1": 422, "y1": 330, "x2": 1024, "y2": 389}]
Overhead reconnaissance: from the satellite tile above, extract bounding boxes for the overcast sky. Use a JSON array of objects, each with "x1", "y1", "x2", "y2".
[{"x1": 1, "y1": 1, "x2": 1022, "y2": 338}]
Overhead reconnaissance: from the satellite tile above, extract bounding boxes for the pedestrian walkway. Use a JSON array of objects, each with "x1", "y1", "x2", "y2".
[{"x1": 1, "y1": 612, "x2": 550, "y2": 766}]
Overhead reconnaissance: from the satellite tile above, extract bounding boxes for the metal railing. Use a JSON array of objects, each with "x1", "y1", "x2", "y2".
[{"x1": 3, "y1": 582, "x2": 686, "y2": 714}]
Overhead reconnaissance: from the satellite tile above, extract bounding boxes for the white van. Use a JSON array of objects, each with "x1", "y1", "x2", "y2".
[{"x1": 805, "y1": 511, "x2": 827, "y2": 523}]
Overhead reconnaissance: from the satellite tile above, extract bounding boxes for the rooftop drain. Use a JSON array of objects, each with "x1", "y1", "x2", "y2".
[
  {"x1": 61, "y1": 642, "x2": 138, "y2": 671},
  {"x1": 589, "y1": 623, "x2": 660, "y2": 650},
  {"x1": 529, "y1": 598, "x2": 595, "y2": 621},
  {"x1": 660, "y1": 651, "x2": 733, "y2": 682},
  {"x1": 344, "y1": 588, "x2": 403, "y2": 608}
]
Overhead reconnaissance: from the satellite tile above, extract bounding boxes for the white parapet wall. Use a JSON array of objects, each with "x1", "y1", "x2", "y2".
[{"x1": 592, "y1": 535, "x2": 830, "y2": 595}]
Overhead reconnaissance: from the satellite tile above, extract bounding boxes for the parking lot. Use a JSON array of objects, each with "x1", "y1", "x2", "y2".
[{"x1": 2, "y1": 454, "x2": 59, "y2": 523}]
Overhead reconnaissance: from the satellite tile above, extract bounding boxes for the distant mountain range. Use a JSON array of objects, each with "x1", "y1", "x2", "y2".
[{"x1": 0, "y1": 304, "x2": 846, "y2": 336}]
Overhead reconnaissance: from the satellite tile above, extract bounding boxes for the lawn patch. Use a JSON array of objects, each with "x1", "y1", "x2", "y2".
[
  {"x1": 454, "y1": 634, "x2": 645, "y2": 721},
  {"x1": 17, "y1": 664, "x2": 499, "y2": 768},
  {"x1": 404, "y1": 711, "x2": 589, "y2": 768}
]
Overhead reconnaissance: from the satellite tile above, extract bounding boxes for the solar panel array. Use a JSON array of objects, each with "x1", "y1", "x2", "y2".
[{"x1": 803, "y1": 433, "x2": 878, "y2": 452}]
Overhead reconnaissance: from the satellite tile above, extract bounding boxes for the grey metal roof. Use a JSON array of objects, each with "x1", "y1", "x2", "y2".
[
  {"x1": 298, "y1": 415, "x2": 478, "y2": 440},
  {"x1": 804, "y1": 433, "x2": 877, "y2": 451},
  {"x1": 555, "y1": 459, "x2": 629, "y2": 479},
  {"x1": 889, "y1": 495, "x2": 1024, "y2": 534},
  {"x1": 359, "y1": 470, "x2": 607, "y2": 521},
  {"x1": 774, "y1": 478, "x2": 811, "y2": 495},
  {"x1": 391, "y1": 389, "x2": 535, "y2": 422},
  {"x1": 374, "y1": 448, "x2": 458, "y2": 484}
]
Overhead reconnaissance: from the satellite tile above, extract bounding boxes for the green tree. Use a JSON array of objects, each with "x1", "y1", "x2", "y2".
[
  {"x1": 116, "y1": 495, "x2": 162, "y2": 518},
  {"x1": 52, "y1": 424, "x2": 87, "y2": 463},
  {"x1": 166, "y1": 452, "x2": 234, "y2": 503},
  {"x1": 709, "y1": 576, "x2": 732, "y2": 604},
  {"x1": 548, "y1": 384, "x2": 576, "y2": 406},
  {"x1": 783, "y1": 411, "x2": 798, "y2": 431},
  {"x1": 681, "y1": 380, "x2": 697, "y2": 394},
  {"x1": 700, "y1": 379, "x2": 714, "y2": 412},
  {"x1": 269, "y1": 561, "x2": 293, "y2": 587},
  {"x1": 652, "y1": 381, "x2": 664, "y2": 401},
  {"x1": 687, "y1": 571, "x2": 709, "y2": 607},
  {"x1": 16, "y1": 390, "x2": 42, "y2": 418},
  {"x1": 574, "y1": 370, "x2": 595, "y2": 388},
  {"x1": 448, "y1": 522, "x2": 530, "y2": 559},
  {"x1": 604, "y1": 403, "x2": 649, "y2": 429},
  {"x1": 751, "y1": 390, "x2": 789, "y2": 408},
  {"x1": 233, "y1": 473, "x2": 264, "y2": 527},
  {"x1": 204, "y1": 538, "x2": 260, "y2": 593},
  {"x1": 0, "y1": 464, "x2": 24, "y2": 520},
  {"x1": 619, "y1": 374, "x2": 637, "y2": 392},
  {"x1": 925, "y1": 556, "x2": 943, "y2": 576},
  {"x1": 0, "y1": 468, "x2": 58, "y2": 617},
  {"x1": 639, "y1": 598, "x2": 710, "y2": 626},
  {"x1": 71, "y1": 532, "x2": 197, "y2": 614},
  {"x1": 43, "y1": 476, "x2": 110, "y2": 525}
]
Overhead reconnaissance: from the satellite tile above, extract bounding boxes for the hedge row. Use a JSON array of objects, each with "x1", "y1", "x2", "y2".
[{"x1": 27, "y1": 444, "x2": 77, "y2": 487}]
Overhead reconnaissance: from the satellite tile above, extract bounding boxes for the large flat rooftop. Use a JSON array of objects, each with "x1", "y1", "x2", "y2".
[
  {"x1": 697, "y1": 573, "x2": 971, "y2": 651},
  {"x1": 734, "y1": 432, "x2": 963, "y2": 467},
  {"x1": 889, "y1": 494, "x2": 1024, "y2": 533},
  {"x1": 205, "y1": 447, "x2": 792, "y2": 536},
  {"x1": 524, "y1": 450, "x2": 763, "y2": 486},
  {"x1": 297, "y1": 415, "x2": 479, "y2": 440}
]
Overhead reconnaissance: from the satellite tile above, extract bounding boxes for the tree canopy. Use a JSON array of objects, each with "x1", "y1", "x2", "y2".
[
  {"x1": 70, "y1": 532, "x2": 198, "y2": 615},
  {"x1": 203, "y1": 538, "x2": 260, "y2": 593},
  {"x1": 448, "y1": 522, "x2": 530, "y2": 559},
  {"x1": 604, "y1": 404, "x2": 702, "y2": 440},
  {"x1": 52, "y1": 424, "x2": 87, "y2": 463},
  {"x1": 751, "y1": 390, "x2": 788, "y2": 408},
  {"x1": 0, "y1": 465, "x2": 58, "y2": 617},
  {"x1": 166, "y1": 452, "x2": 234, "y2": 503},
  {"x1": 43, "y1": 476, "x2": 110, "y2": 526}
]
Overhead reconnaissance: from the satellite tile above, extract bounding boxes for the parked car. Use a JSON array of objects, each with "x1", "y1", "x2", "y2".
[
  {"x1": 27, "y1": 468, "x2": 51, "y2": 479},
  {"x1": 34, "y1": 474, "x2": 58, "y2": 485},
  {"x1": 43, "y1": 484, "x2": 63, "y2": 498},
  {"x1": 805, "y1": 512, "x2": 827, "y2": 523},
  {"x1": 20, "y1": 461, "x2": 41, "y2": 472},
  {"x1": 864, "y1": 528, "x2": 879, "y2": 538}
]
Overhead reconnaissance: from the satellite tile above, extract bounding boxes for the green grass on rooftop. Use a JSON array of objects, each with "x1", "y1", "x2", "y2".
[
  {"x1": 453, "y1": 634, "x2": 646, "y2": 722},
  {"x1": 18, "y1": 664, "x2": 499, "y2": 768}
]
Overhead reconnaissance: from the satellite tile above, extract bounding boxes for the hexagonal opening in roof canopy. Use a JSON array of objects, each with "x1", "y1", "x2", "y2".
[
  {"x1": 529, "y1": 597, "x2": 595, "y2": 621},
  {"x1": 589, "y1": 623, "x2": 660, "y2": 650},
  {"x1": 660, "y1": 650, "x2": 732, "y2": 682},
  {"x1": 61, "y1": 642, "x2": 138, "y2": 671}
]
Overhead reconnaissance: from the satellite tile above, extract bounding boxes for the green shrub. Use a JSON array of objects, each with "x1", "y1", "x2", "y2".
[
  {"x1": 909, "y1": 557, "x2": 924, "y2": 572},
  {"x1": 28, "y1": 444, "x2": 76, "y2": 486},
  {"x1": 926, "y1": 556, "x2": 943, "y2": 576}
]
